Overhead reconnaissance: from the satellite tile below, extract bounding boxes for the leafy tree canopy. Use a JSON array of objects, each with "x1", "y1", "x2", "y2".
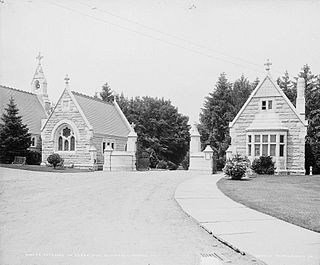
[
  {"x1": 0, "y1": 97, "x2": 31, "y2": 163},
  {"x1": 114, "y1": 94, "x2": 190, "y2": 165}
]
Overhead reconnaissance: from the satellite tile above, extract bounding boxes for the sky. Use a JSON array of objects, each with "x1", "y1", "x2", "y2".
[{"x1": 1, "y1": 0, "x2": 319, "y2": 123}]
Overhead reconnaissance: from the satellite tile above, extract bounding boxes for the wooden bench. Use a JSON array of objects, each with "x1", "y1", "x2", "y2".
[{"x1": 12, "y1": 156, "x2": 26, "y2": 165}]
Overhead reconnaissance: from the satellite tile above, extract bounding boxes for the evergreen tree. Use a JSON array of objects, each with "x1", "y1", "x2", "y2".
[
  {"x1": 100, "y1": 82, "x2": 114, "y2": 102},
  {"x1": 0, "y1": 97, "x2": 31, "y2": 163},
  {"x1": 199, "y1": 73, "x2": 235, "y2": 169},
  {"x1": 277, "y1": 71, "x2": 296, "y2": 105},
  {"x1": 232, "y1": 74, "x2": 254, "y2": 111},
  {"x1": 251, "y1": 77, "x2": 260, "y2": 90}
]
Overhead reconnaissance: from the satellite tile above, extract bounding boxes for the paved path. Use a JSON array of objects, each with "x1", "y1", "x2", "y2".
[
  {"x1": 0, "y1": 168, "x2": 261, "y2": 265},
  {"x1": 175, "y1": 173, "x2": 320, "y2": 265}
]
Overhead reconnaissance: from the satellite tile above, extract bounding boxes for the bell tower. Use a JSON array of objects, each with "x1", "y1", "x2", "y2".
[{"x1": 31, "y1": 52, "x2": 51, "y2": 113}]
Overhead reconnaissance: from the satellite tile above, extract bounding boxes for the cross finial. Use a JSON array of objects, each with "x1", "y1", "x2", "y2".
[
  {"x1": 64, "y1": 74, "x2": 70, "y2": 85},
  {"x1": 36, "y1": 52, "x2": 43, "y2": 65},
  {"x1": 264, "y1": 59, "x2": 272, "y2": 72}
]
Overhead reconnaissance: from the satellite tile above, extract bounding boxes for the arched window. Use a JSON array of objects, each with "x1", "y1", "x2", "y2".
[
  {"x1": 56, "y1": 126, "x2": 76, "y2": 151},
  {"x1": 58, "y1": 136, "x2": 63, "y2": 151},
  {"x1": 70, "y1": 136, "x2": 75, "y2": 151},
  {"x1": 64, "y1": 140, "x2": 69, "y2": 151}
]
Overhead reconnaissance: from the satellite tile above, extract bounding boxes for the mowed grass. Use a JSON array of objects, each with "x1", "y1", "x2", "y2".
[
  {"x1": 0, "y1": 163, "x2": 90, "y2": 173},
  {"x1": 217, "y1": 175, "x2": 320, "y2": 232}
]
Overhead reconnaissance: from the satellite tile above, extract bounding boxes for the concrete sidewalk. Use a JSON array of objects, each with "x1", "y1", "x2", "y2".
[{"x1": 175, "y1": 173, "x2": 320, "y2": 265}]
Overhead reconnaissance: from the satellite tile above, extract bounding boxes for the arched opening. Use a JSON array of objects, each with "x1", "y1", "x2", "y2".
[{"x1": 55, "y1": 125, "x2": 76, "y2": 152}]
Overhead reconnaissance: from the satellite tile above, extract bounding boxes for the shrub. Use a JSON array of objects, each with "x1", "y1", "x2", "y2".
[
  {"x1": 251, "y1": 156, "x2": 276, "y2": 174},
  {"x1": 223, "y1": 154, "x2": 249, "y2": 180},
  {"x1": 217, "y1": 156, "x2": 226, "y2": 171},
  {"x1": 157, "y1": 160, "x2": 168, "y2": 169},
  {"x1": 181, "y1": 152, "x2": 189, "y2": 170},
  {"x1": 26, "y1": 150, "x2": 42, "y2": 165},
  {"x1": 47, "y1": 153, "x2": 62, "y2": 168},
  {"x1": 167, "y1": 161, "x2": 178, "y2": 170}
]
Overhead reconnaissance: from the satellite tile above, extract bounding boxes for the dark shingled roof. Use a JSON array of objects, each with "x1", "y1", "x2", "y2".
[
  {"x1": 0, "y1": 85, "x2": 47, "y2": 135},
  {"x1": 72, "y1": 91, "x2": 130, "y2": 137}
]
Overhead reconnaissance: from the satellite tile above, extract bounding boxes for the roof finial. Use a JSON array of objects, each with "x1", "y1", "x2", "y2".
[
  {"x1": 64, "y1": 74, "x2": 70, "y2": 85},
  {"x1": 36, "y1": 52, "x2": 43, "y2": 65},
  {"x1": 264, "y1": 59, "x2": 272, "y2": 73}
]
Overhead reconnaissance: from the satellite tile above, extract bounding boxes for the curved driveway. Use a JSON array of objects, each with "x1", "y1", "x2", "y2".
[{"x1": 0, "y1": 168, "x2": 261, "y2": 265}]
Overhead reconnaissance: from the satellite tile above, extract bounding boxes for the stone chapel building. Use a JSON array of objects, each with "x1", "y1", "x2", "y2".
[
  {"x1": 227, "y1": 63, "x2": 307, "y2": 175},
  {"x1": 41, "y1": 75, "x2": 135, "y2": 169},
  {"x1": 1, "y1": 53, "x2": 137, "y2": 170}
]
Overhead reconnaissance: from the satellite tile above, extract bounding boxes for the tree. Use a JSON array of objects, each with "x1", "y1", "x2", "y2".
[
  {"x1": 232, "y1": 74, "x2": 254, "y2": 111},
  {"x1": 0, "y1": 97, "x2": 31, "y2": 163},
  {"x1": 116, "y1": 95, "x2": 190, "y2": 165},
  {"x1": 199, "y1": 73, "x2": 235, "y2": 169},
  {"x1": 100, "y1": 82, "x2": 114, "y2": 102},
  {"x1": 277, "y1": 71, "x2": 296, "y2": 105}
]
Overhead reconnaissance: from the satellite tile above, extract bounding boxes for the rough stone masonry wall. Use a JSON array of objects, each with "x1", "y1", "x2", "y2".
[
  {"x1": 230, "y1": 95, "x2": 306, "y2": 174},
  {"x1": 275, "y1": 97, "x2": 306, "y2": 173},
  {"x1": 42, "y1": 90, "x2": 91, "y2": 166},
  {"x1": 92, "y1": 134, "x2": 128, "y2": 164}
]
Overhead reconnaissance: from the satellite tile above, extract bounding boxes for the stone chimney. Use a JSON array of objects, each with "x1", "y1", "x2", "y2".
[{"x1": 296, "y1": 77, "x2": 305, "y2": 120}]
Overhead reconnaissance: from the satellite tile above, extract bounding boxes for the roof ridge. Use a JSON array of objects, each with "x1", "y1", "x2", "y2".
[
  {"x1": 71, "y1": 90, "x2": 114, "y2": 105},
  {"x1": 0, "y1": 85, "x2": 35, "y2": 96}
]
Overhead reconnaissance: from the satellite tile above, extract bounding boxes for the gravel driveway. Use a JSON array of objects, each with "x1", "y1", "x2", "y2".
[{"x1": 0, "y1": 168, "x2": 262, "y2": 265}]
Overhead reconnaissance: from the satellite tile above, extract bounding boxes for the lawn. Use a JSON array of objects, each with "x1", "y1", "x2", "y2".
[
  {"x1": 0, "y1": 163, "x2": 90, "y2": 173},
  {"x1": 217, "y1": 175, "x2": 320, "y2": 233}
]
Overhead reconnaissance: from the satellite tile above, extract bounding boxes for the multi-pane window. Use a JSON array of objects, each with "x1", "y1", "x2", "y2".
[
  {"x1": 247, "y1": 133, "x2": 286, "y2": 158},
  {"x1": 57, "y1": 126, "x2": 75, "y2": 151},
  {"x1": 261, "y1": 100, "x2": 273, "y2": 110}
]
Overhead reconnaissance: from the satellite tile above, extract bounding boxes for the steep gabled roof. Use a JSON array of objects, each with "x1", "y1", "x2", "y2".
[
  {"x1": 0, "y1": 85, "x2": 47, "y2": 134},
  {"x1": 229, "y1": 74, "x2": 307, "y2": 128},
  {"x1": 72, "y1": 91, "x2": 131, "y2": 137}
]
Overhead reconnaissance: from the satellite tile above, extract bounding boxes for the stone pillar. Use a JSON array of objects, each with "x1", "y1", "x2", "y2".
[
  {"x1": 103, "y1": 145, "x2": 113, "y2": 171},
  {"x1": 89, "y1": 145, "x2": 98, "y2": 170},
  {"x1": 127, "y1": 130, "x2": 137, "y2": 152},
  {"x1": 190, "y1": 123, "x2": 201, "y2": 153}
]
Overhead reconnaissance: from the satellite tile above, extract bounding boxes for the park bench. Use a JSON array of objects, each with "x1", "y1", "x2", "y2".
[{"x1": 12, "y1": 156, "x2": 26, "y2": 165}]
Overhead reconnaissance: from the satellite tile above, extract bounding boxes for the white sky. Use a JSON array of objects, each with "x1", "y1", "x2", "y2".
[{"x1": 1, "y1": 0, "x2": 319, "y2": 123}]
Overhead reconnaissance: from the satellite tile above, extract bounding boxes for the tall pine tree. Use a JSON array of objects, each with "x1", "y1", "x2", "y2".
[
  {"x1": 0, "y1": 97, "x2": 31, "y2": 163},
  {"x1": 277, "y1": 71, "x2": 296, "y2": 105},
  {"x1": 100, "y1": 82, "x2": 114, "y2": 102},
  {"x1": 199, "y1": 73, "x2": 235, "y2": 169}
]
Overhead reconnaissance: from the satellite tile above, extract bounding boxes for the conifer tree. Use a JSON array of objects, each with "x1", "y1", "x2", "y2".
[
  {"x1": 199, "y1": 73, "x2": 235, "y2": 169},
  {"x1": 0, "y1": 97, "x2": 31, "y2": 163},
  {"x1": 277, "y1": 71, "x2": 296, "y2": 105},
  {"x1": 100, "y1": 82, "x2": 114, "y2": 102}
]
